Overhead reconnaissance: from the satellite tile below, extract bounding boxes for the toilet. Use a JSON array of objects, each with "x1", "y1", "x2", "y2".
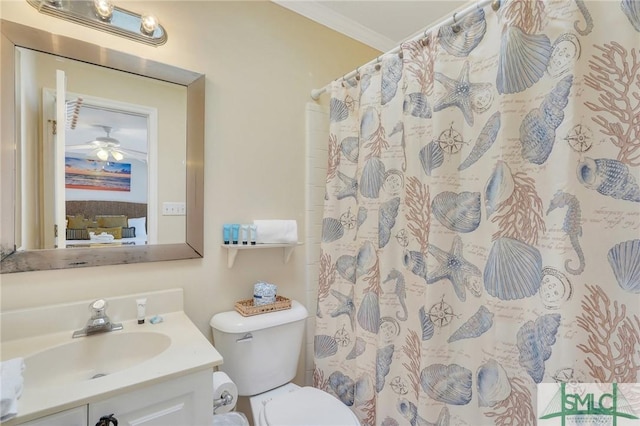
[{"x1": 210, "y1": 300, "x2": 360, "y2": 426}]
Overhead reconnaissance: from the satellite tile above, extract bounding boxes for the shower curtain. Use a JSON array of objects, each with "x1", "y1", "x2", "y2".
[{"x1": 314, "y1": 1, "x2": 640, "y2": 424}]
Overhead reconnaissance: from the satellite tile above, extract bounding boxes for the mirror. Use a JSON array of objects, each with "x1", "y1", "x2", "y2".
[
  {"x1": 1, "y1": 20, "x2": 205, "y2": 273},
  {"x1": 18, "y1": 46, "x2": 187, "y2": 249}
]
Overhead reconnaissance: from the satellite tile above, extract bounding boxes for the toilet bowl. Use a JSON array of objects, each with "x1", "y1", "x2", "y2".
[
  {"x1": 210, "y1": 300, "x2": 360, "y2": 426},
  {"x1": 250, "y1": 383, "x2": 360, "y2": 426}
]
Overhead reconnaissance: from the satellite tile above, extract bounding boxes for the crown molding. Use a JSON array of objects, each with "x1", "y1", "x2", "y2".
[{"x1": 272, "y1": 0, "x2": 392, "y2": 51}]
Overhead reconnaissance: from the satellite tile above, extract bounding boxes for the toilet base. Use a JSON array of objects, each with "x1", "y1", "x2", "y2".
[{"x1": 212, "y1": 412, "x2": 248, "y2": 426}]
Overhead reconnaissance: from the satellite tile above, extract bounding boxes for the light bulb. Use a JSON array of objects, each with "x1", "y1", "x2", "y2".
[
  {"x1": 112, "y1": 151, "x2": 124, "y2": 161},
  {"x1": 97, "y1": 149, "x2": 109, "y2": 161},
  {"x1": 94, "y1": 0, "x2": 114, "y2": 20},
  {"x1": 140, "y1": 13, "x2": 159, "y2": 35}
]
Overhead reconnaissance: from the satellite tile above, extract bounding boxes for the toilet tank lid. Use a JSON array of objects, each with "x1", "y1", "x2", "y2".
[{"x1": 210, "y1": 300, "x2": 308, "y2": 334}]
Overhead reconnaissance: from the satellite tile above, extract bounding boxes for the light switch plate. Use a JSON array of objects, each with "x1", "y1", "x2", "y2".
[{"x1": 162, "y1": 202, "x2": 186, "y2": 216}]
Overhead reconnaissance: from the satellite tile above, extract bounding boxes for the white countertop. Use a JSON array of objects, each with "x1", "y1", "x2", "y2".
[{"x1": 1, "y1": 311, "x2": 222, "y2": 425}]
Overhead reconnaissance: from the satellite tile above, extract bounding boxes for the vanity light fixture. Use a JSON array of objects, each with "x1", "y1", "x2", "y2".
[
  {"x1": 140, "y1": 13, "x2": 159, "y2": 36},
  {"x1": 26, "y1": 0, "x2": 168, "y2": 46},
  {"x1": 93, "y1": 0, "x2": 114, "y2": 21}
]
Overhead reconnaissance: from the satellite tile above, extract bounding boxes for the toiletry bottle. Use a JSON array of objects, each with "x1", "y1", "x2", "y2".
[
  {"x1": 250, "y1": 225, "x2": 257, "y2": 245},
  {"x1": 231, "y1": 224, "x2": 240, "y2": 244},
  {"x1": 241, "y1": 225, "x2": 250, "y2": 245},
  {"x1": 223, "y1": 224, "x2": 231, "y2": 244},
  {"x1": 137, "y1": 298, "x2": 147, "y2": 324}
]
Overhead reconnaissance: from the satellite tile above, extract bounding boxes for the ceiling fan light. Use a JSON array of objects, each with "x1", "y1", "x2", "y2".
[
  {"x1": 97, "y1": 149, "x2": 109, "y2": 161},
  {"x1": 112, "y1": 151, "x2": 124, "y2": 161}
]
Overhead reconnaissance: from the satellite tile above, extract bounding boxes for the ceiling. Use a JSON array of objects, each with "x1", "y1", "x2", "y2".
[
  {"x1": 273, "y1": 0, "x2": 470, "y2": 51},
  {"x1": 65, "y1": 103, "x2": 148, "y2": 160}
]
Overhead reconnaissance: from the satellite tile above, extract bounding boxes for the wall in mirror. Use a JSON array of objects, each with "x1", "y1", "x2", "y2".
[{"x1": 1, "y1": 20, "x2": 205, "y2": 273}]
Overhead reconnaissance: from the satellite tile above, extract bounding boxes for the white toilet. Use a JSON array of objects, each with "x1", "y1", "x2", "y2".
[{"x1": 210, "y1": 300, "x2": 360, "y2": 426}]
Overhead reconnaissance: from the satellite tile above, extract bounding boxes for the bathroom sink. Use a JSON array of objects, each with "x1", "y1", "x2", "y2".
[
  {"x1": 23, "y1": 331, "x2": 171, "y2": 387},
  {"x1": 1, "y1": 293, "x2": 223, "y2": 423}
]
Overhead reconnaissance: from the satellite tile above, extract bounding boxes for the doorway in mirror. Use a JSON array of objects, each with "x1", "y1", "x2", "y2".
[{"x1": 41, "y1": 91, "x2": 157, "y2": 250}]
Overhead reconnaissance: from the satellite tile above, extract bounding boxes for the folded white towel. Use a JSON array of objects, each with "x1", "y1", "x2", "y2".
[
  {"x1": 90, "y1": 232, "x2": 115, "y2": 242},
  {"x1": 1, "y1": 357, "x2": 25, "y2": 422},
  {"x1": 253, "y1": 220, "x2": 298, "y2": 244}
]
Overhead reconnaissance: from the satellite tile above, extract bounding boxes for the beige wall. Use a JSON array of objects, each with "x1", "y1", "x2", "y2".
[{"x1": 0, "y1": 0, "x2": 379, "y2": 387}]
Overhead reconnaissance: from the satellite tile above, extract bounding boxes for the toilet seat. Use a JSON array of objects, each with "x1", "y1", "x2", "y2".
[{"x1": 258, "y1": 386, "x2": 360, "y2": 426}]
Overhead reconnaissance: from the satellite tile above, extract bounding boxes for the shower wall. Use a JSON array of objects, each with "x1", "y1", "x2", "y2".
[{"x1": 304, "y1": 102, "x2": 329, "y2": 386}]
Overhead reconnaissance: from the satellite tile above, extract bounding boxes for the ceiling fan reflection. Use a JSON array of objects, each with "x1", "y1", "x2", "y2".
[{"x1": 66, "y1": 125, "x2": 147, "y2": 162}]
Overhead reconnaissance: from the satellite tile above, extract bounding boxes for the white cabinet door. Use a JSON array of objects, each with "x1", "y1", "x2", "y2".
[
  {"x1": 17, "y1": 406, "x2": 87, "y2": 426},
  {"x1": 88, "y1": 370, "x2": 213, "y2": 426}
]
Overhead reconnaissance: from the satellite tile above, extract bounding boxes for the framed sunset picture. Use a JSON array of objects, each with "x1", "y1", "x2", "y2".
[{"x1": 65, "y1": 157, "x2": 131, "y2": 192}]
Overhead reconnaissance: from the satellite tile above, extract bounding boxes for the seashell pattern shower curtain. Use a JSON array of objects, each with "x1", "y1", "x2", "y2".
[{"x1": 314, "y1": 1, "x2": 640, "y2": 425}]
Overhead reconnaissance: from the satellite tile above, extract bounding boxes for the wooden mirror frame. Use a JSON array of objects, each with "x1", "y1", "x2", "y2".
[{"x1": 1, "y1": 20, "x2": 204, "y2": 273}]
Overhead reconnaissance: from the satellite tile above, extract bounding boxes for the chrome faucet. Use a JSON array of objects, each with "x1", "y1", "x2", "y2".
[{"x1": 72, "y1": 299, "x2": 123, "y2": 338}]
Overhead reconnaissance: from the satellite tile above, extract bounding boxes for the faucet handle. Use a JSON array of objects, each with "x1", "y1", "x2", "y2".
[
  {"x1": 89, "y1": 299, "x2": 108, "y2": 318},
  {"x1": 72, "y1": 298, "x2": 122, "y2": 338}
]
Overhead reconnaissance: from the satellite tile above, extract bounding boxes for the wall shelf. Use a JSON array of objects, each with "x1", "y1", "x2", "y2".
[{"x1": 221, "y1": 243, "x2": 302, "y2": 268}]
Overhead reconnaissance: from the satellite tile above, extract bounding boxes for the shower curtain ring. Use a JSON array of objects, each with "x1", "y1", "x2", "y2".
[
  {"x1": 452, "y1": 12, "x2": 461, "y2": 33},
  {"x1": 355, "y1": 67, "x2": 361, "y2": 81},
  {"x1": 375, "y1": 56, "x2": 382, "y2": 71},
  {"x1": 422, "y1": 29, "x2": 431, "y2": 46}
]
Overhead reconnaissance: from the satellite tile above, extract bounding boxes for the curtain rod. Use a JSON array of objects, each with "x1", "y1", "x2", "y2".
[{"x1": 310, "y1": 0, "x2": 499, "y2": 100}]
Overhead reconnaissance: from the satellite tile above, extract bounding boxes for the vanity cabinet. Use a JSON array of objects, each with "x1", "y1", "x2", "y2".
[
  {"x1": 89, "y1": 370, "x2": 212, "y2": 426},
  {"x1": 16, "y1": 371, "x2": 212, "y2": 426},
  {"x1": 17, "y1": 406, "x2": 87, "y2": 426}
]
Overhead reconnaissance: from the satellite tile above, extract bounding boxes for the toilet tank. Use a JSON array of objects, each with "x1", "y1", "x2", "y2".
[{"x1": 210, "y1": 300, "x2": 308, "y2": 396}]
